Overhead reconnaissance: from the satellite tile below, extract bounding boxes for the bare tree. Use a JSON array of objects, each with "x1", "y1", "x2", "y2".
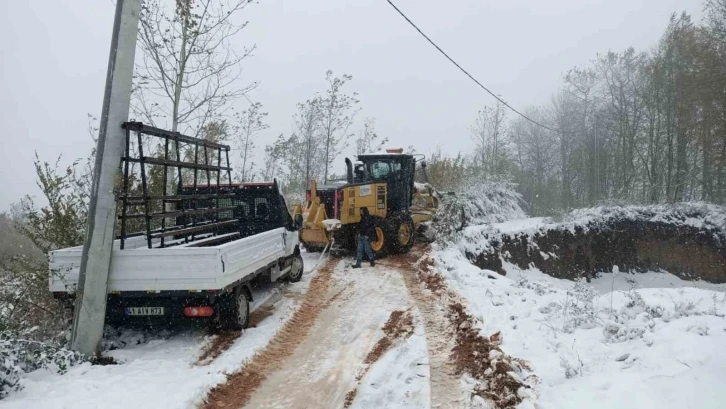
[
  {"x1": 595, "y1": 48, "x2": 647, "y2": 199},
  {"x1": 233, "y1": 102, "x2": 268, "y2": 182},
  {"x1": 295, "y1": 97, "x2": 324, "y2": 188},
  {"x1": 355, "y1": 117, "x2": 388, "y2": 156},
  {"x1": 134, "y1": 0, "x2": 257, "y2": 135},
  {"x1": 318, "y1": 70, "x2": 359, "y2": 182},
  {"x1": 550, "y1": 91, "x2": 579, "y2": 209},
  {"x1": 260, "y1": 97, "x2": 328, "y2": 193},
  {"x1": 510, "y1": 108, "x2": 559, "y2": 214},
  {"x1": 564, "y1": 66, "x2": 600, "y2": 205},
  {"x1": 470, "y1": 101, "x2": 508, "y2": 177},
  {"x1": 705, "y1": 0, "x2": 726, "y2": 42},
  {"x1": 261, "y1": 134, "x2": 285, "y2": 181},
  {"x1": 134, "y1": 0, "x2": 257, "y2": 204}
]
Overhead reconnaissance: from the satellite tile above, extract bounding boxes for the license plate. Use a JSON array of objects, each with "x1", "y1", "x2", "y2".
[{"x1": 125, "y1": 307, "x2": 164, "y2": 316}]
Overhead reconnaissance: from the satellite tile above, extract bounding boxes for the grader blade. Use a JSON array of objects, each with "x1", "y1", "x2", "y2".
[{"x1": 298, "y1": 180, "x2": 338, "y2": 252}]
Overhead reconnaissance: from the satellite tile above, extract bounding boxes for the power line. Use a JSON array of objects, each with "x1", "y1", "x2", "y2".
[{"x1": 385, "y1": 0, "x2": 569, "y2": 134}]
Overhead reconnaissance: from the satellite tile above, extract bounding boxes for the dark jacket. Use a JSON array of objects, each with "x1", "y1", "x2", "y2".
[{"x1": 359, "y1": 212, "x2": 376, "y2": 237}]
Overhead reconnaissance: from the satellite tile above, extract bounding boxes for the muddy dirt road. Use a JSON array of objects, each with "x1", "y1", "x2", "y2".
[{"x1": 202, "y1": 248, "x2": 468, "y2": 409}]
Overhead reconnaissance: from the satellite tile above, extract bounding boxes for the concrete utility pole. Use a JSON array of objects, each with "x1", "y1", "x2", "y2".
[{"x1": 71, "y1": 0, "x2": 140, "y2": 357}]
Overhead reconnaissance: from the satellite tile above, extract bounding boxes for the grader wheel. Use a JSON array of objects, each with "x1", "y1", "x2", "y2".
[
  {"x1": 370, "y1": 225, "x2": 386, "y2": 254},
  {"x1": 389, "y1": 213, "x2": 415, "y2": 254}
]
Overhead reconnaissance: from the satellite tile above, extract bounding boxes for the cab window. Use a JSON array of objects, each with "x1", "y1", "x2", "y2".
[{"x1": 368, "y1": 161, "x2": 391, "y2": 179}]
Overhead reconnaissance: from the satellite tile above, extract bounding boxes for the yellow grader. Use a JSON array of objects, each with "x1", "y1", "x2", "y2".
[{"x1": 292, "y1": 149, "x2": 441, "y2": 255}]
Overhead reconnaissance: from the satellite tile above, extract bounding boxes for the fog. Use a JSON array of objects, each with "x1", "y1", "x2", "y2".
[{"x1": 0, "y1": 0, "x2": 701, "y2": 210}]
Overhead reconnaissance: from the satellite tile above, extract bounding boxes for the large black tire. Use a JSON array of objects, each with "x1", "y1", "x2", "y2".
[
  {"x1": 388, "y1": 213, "x2": 415, "y2": 254},
  {"x1": 286, "y1": 252, "x2": 304, "y2": 283},
  {"x1": 367, "y1": 217, "x2": 390, "y2": 257},
  {"x1": 216, "y1": 286, "x2": 250, "y2": 331}
]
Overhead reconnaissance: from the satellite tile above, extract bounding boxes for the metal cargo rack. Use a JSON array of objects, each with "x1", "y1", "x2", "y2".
[{"x1": 117, "y1": 121, "x2": 236, "y2": 249}]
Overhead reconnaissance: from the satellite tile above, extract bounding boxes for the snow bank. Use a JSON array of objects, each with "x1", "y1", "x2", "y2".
[
  {"x1": 432, "y1": 181, "x2": 526, "y2": 244},
  {"x1": 455, "y1": 203, "x2": 726, "y2": 284},
  {"x1": 459, "y1": 202, "x2": 725, "y2": 255},
  {"x1": 560, "y1": 202, "x2": 726, "y2": 238},
  {"x1": 0, "y1": 252, "x2": 321, "y2": 408},
  {"x1": 2, "y1": 319, "x2": 290, "y2": 408},
  {"x1": 435, "y1": 248, "x2": 726, "y2": 409},
  {"x1": 460, "y1": 181, "x2": 527, "y2": 226}
]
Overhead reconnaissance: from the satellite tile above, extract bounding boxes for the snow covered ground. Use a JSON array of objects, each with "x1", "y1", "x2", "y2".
[
  {"x1": 4, "y1": 196, "x2": 725, "y2": 409},
  {"x1": 350, "y1": 312, "x2": 430, "y2": 409},
  {"x1": 436, "y1": 247, "x2": 726, "y2": 409},
  {"x1": 236, "y1": 255, "x2": 432, "y2": 409},
  {"x1": 0, "y1": 251, "x2": 322, "y2": 409}
]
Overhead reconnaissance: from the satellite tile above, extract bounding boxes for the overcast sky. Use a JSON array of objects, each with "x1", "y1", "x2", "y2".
[{"x1": 0, "y1": 0, "x2": 702, "y2": 211}]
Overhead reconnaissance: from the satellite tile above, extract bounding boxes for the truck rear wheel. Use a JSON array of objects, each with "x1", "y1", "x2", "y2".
[{"x1": 216, "y1": 286, "x2": 250, "y2": 331}]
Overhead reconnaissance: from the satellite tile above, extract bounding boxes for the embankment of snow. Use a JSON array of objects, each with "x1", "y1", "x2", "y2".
[
  {"x1": 435, "y1": 248, "x2": 726, "y2": 409},
  {"x1": 460, "y1": 181, "x2": 527, "y2": 226},
  {"x1": 459, "y1": 203, "x2": 726, "y2": 284},
  {"x1": 433, "y1": 181, "x2": 527, "y2": 243}
]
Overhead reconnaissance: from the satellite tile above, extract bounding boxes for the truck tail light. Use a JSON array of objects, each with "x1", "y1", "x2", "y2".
[
  {"x1": 336, "y1": 190, "x2": 343, "y2": 200},
  {"x1": 183, "y1": 306, "x2": 214, "y2": 317}
]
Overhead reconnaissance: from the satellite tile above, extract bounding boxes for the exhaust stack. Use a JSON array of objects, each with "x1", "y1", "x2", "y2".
[
  {"x1": 421, "y1": 160, "x2": 430, "y2": 184},
  {"x1": 345, "y1": 157, "x2": 353, "y2": 183}
]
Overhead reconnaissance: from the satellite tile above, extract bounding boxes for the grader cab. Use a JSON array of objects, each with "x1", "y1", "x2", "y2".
[{"x1": 293, "y1": 149, "x2": 440, "y2": 255}]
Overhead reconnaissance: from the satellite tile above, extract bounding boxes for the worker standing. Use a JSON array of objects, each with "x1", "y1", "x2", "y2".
[{"x1": 352, "y1": 207, "x2": 375, "y2": 268}]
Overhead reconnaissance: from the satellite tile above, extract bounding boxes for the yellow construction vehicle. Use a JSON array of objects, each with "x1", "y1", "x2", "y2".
[{"x1": 293, "y1": 149, "x2": 440, "y2": 255}]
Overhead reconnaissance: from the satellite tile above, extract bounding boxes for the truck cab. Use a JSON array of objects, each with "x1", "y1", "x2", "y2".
[{"x1": 178, "y1": 181, "x2": 297, "y2": 240}]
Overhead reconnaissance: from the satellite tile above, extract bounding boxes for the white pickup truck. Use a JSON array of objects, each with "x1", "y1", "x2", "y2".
[{"x1": 50, "y1": 182, "x2": 304, "y2": 330}]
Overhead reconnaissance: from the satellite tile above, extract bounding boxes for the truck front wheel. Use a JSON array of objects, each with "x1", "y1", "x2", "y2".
[{"x1": 287, "y1": 253, "x2": 304, "y2": 283}]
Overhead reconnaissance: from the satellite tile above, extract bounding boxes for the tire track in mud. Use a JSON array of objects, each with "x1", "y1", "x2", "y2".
[
  {"x1": 343, "y1": 309, "x2": 415, "y2": 408},
  {"x1": 242, "y1": 259, "x2": 412, "y2": 409},
  {"x1": 391, "y1": 247, "x2": 537, "y2": 409},
  {"x1": 200, "y1": 257, "x2": 340, "y2": 409},
  {"x1": 195, "y1": 332, "x2": 241, "y2": 366},
  {"x1": 388, "y1": 248, "x2": 468, "y2": 409},
  {"x1": 195, "y1": 296, "x2": 283, "y2": 367}
]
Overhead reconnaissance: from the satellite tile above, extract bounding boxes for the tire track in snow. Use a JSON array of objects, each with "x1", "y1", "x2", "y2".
[
  {"x1": 200, "y1": 256, "x2": 339, "y2": 409},
  {"x1": 343, "y1": 309, "x2": 416, "y2": 408},
  {"x1": 390, "y1": 248, "x2": 468, "y2": 409},
  {"x1": 240, "y1": 257, "x2": 413, "y2": 408},
  {"x1": 202, "y1": 245, "x2": 467, "y2": 409}
]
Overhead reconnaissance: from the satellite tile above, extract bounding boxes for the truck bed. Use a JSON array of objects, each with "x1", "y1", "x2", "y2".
[{"x1": 50, "y1": 228, "x2": 288, "y2": 293}]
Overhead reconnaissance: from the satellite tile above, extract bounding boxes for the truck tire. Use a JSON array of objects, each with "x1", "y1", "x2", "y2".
[
  {"x1": 388, "y1": 213, "x2": 415, "y2": 254},
  {"x1": 287, "y1": 252, "x2": 304, "y2": 283},
  {"x1": 217, "y1": 286, "x2": 250, "y2": 331}
]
